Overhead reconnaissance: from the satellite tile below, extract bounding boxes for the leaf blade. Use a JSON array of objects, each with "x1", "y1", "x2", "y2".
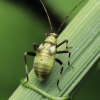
[{"x1": 9, "y1": 0, "x2": 100, "y2": 100}]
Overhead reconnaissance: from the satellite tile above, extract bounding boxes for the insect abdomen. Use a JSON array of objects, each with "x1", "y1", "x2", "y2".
[{"x1": 34, "y1": 53, "x2": 55, "y2": 80}]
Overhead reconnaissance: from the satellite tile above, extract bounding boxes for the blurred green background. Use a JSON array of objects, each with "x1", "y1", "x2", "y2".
[{"x1": 0, "y1": 0, "x2": 99, "y2": 100}]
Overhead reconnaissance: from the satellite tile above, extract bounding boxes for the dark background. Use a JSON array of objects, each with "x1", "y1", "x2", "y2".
[{"x1": 0, "y1": 0, "x2": 99, "y2": 100}]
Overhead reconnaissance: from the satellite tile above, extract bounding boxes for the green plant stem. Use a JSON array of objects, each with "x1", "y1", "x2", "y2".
[{"x1": 20, "y1": 79, "x2": 69, "y2": 100}]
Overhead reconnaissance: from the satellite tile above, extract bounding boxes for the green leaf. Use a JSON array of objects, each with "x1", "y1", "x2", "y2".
[{"x1": 9, "y1": 0, "x2": 100, "y2": 100}]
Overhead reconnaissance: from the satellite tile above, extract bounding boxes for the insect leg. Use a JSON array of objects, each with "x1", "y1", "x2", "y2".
[
  {"x1": 57, "y1": 39, "x2": 72, "y2": 49},
  {"x1": 24, "y1": 52, "x2": 36, "y2": 83},
  {"x1": 33, "y1": 43, "x2": 39, "y2": 51},
  {"x1": 56, "y1": 50, "x2": 73, "y2": 68},
  {"x1": 45, "y1": 33, "x2": 50, "y2": 37},
  {"x1": 55, "y1": 58, "x2": 64, "y2": 91}
]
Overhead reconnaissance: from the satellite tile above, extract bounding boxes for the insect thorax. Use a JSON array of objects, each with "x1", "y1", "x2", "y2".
[
  {"x1": 37, "y1": 33, "x2": 57, "y2": 55},
  {"x1": 45, "y1": 33, "x2": 57, "y2": 45}
]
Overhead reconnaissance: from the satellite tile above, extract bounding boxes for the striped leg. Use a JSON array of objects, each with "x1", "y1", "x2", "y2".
[
  {"x1": 57, "y1": 39, "x2": 69, "y2": 48},
  {"x1": 55, "y1": 58, "x2": 63, "y2": 91},
  {"x1": 57, "y1": 39, "x2": 72, "y2": 49},
  {"x1": 56, "y1": 50, "x2": 73, "y2": 68},
  {"x1": 24, "y1": 52, "x2": 36, "y2": 83},
  {"x1": 45, "y1": 33, "x2": 50, "y2": 37},
  {"x1": 33, "y1": 43, "x2": 39, "y2": 51}
]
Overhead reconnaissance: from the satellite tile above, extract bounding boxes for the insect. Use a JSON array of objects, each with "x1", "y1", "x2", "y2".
[{"x1": 24, "y1": 0, "x2": 84, "y2": 91}]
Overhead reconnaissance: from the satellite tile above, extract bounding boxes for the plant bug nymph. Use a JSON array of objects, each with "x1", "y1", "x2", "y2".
[{"x1": 23, "y1": 0, "x2": 84, "y2": 91}]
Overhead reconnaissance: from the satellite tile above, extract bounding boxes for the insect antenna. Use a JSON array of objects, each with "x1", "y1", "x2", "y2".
[
  {"x1": 40, "y1": 0, "x2": 53, "y2": 32},
  {"x1": 57, "y1": 0, "x2": 84, "y2": 33}
]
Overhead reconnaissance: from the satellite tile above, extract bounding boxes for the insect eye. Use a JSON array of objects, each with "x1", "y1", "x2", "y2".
[{"x1": 55, "y1": 34, "x2": 58, "y2": 38}]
